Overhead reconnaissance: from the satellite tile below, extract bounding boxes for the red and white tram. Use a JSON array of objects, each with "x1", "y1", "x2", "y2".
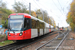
[{"x1": 8, "y1": 13, "x2": 54, "y2": 40}]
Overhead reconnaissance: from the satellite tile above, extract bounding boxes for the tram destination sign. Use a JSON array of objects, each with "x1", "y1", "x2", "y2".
[{"x1": 10, "y1": 15, "x2": 23, "y2": 19}]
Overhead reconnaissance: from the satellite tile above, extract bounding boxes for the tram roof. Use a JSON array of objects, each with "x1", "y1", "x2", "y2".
[{"x1": 9, "y1": 13, "x2": 51, "y2": 25}]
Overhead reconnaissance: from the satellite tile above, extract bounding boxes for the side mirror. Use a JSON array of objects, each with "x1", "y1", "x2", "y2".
[{"x1": 5, "y1": 18, "x2": 8, "y2": 24}]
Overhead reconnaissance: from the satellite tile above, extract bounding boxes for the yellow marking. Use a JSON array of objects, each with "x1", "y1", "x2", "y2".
[{"x1": 58, "y1": 38, "x2": 62, "y2": 39}]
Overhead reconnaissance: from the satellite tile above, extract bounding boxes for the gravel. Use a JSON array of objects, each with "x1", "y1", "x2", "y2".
[
  {"x1": 21, "y1": 32, "x2": 58, "y2": 50},
  {"x1": 58, "y1": 31, "x2": 75, "y2": 50}
]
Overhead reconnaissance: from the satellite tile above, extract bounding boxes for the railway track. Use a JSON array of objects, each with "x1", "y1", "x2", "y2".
[
  {"x1": 0, "y1": 31, "x2": 58, "y2": 50},
  {"x1": 35, "y1": 31, "x2": 69, "y2": 50}
]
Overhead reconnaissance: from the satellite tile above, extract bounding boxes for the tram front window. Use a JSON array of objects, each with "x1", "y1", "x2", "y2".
[{"x1": 9, "y1": 20, "x2": 23, "y2": 31}]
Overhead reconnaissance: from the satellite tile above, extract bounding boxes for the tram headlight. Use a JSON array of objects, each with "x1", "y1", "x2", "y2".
[
  {"x1": 8, "y1": 32, "x2": 10, "y2": 36},
  {"x1": 19, "y1": 32, "x2": 22, "y2": 36},
  {"x1": 9, "y1": 33, "x2": 10, "y2": 36}
]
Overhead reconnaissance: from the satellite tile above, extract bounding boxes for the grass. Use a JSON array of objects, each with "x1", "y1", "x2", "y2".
[
  {"x1": 0, "y1": 40, "x2": 13, "y2": 46},
  {"x1": 0, "y1": 35, "x2": 5, "y2": 39}
]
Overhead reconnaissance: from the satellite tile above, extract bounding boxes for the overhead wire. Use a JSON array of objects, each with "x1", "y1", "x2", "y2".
[
  {"x1": 52, "y1": 0, "x2": 66, "y2": 16},
  {"x1": 63, "y1": 0, "x2": 72, "y2": 15},
  {"x1": 51, "y1": 0, "x2": 71, "y2": 26},
  {"x1": 33, "y1": 0, "x2": 63, "y2": 23},
  {"x1": 33, "y1": 0, "x2": 68, "y2": 20},
  {"x1": 21, "y1": 0, "x2": 70, "y2": 25},
  {"x1": 33, "y1": 0, "x2": 45, "y2": 11},
  {"x1": 33, "y1": 0, "x2": 61, "y2": 19},
  {"x1": 51, "y1": 0, "x2": 68, "y2": 26},
  {"x1": 33, "y1": 0, "x2": 53, "y2": 13},
  {"x1": 22, "y1": 0, "x2": 39, "y2": 10},
  {"x1": 57, "y1": 0, "x2": 66, "y2": 14},
  {"x1": 57, "y1": 0, "x2": 72, "y2": 16}
]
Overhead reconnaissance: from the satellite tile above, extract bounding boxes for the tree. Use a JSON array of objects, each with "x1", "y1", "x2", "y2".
[
  {"x1": 36, "y1": 9, "x2": 49, "y2": 23},
  {"x1": 0, "y1": 1, "x2": 7, "y2": 9},
  {"x1": 0, "y1": 2, "x2": 12, "y2": 28},
  {"x1": 13, "y1": 2, "x2": 56, "y2": 26},
  {"x1": 1, "y1": 3, "x2": 7, "y2": 8},
  {"x1": 31, "y1": 11, "x2": 37, "y2": 17},
  {"x1": 35, "y1": 9, "x2": 56, "y2": 26},
  {"x1": 0, "y1": 8, "x2": 12, "y2": 20},
  {"x1": 36, "y1": 9, "x2": 43, "y2": 19},
  {"x1": 43, "y1": 11, "x2": 48, "y2": 23},
  {"x1": 13, "y1": 2, "x2": 29, "y2": 13},
  {"x1": 0, "y1": 8, "x2": 12, "y2": 28},
  {"x1": 66, "y1": 0, "x2": 75, "y2": 31}
]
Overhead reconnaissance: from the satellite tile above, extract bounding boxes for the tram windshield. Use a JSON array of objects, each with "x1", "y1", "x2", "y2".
[{"x1": 9, "y1": 20, "x2": 23, "y2": 31}]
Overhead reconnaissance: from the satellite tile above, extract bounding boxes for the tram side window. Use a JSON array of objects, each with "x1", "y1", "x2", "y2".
[
  {"x1": 31, "y1": 19, "x2": 36, "y2": 28},
  {"x1": 42, "y1": 23, "x2": 44, "y2": 29},
  {"x1": 39, "y1": 22, "x2": 45, "y2": 29},
  {"x1": 40, "y1": 22, "x2": 42, "y2": 29},
  {"x1": 24, "y1": 18, "x2": 30, "y2": 30},
  {"x1": 42, "y1": 23, "x2": 45, "y2": 29},
  {"x1": 36, "y1": 20, "x2": 39, "y2": 28}
]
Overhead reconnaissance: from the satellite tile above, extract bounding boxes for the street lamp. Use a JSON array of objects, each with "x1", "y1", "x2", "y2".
[{"x1": 29, "y1": 3, "x2": 31, "y2": 15}]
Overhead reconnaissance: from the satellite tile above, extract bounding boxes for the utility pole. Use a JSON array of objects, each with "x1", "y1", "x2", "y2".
[
  {"x1": 29, "y1": 3, "x2": 31, "y2": 15},
  {"x1": 53, "y1": 20, "x2": 54, "y2": 26},
  {"x1": 48, "y1": 16, "x2": 49, "y2": 24},
  {"x1": 58, "y1": 23, "x2": 59, "y2": 28},
  {"x1": 43, "y1": 11, "x2": 44, "y2": 21},
  {"x1": 58, "y1": 23, "x2": 59, "y2": 31}
]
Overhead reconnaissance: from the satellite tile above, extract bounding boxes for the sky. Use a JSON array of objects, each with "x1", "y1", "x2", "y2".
[{"x1": 2, "y1": 0, "x2": 73, "y2": 27}]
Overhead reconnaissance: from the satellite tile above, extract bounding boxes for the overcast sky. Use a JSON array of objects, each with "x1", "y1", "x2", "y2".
[{"x1": 2, "y1": 0, "x2": 73, "y2": 27}]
